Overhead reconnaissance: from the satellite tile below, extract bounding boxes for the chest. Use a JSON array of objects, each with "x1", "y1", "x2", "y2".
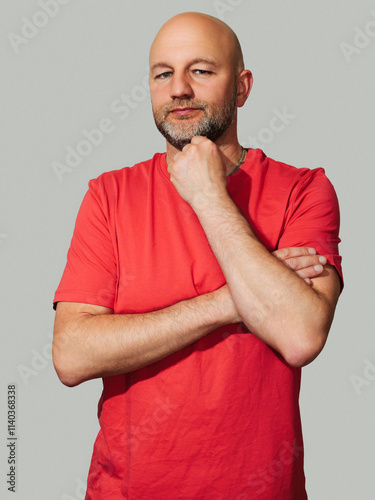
[{"x1": 112, "y1": 170, "x2": 286, "y2": 313}]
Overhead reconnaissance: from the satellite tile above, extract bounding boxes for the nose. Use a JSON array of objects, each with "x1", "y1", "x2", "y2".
[{"x1": 169, "y1": 71, "x2": 194, "y2": 100}]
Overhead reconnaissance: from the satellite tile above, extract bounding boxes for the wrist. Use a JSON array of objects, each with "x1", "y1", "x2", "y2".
[
  {"x1": 204, "y1": 285, "x2": 241, "y2": 326},
  {"x1": 190, "y1": 187, "x2": 231, "y2": 215}
]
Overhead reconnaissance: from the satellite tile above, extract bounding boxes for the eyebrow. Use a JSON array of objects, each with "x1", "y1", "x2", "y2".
[{"x1": 150, "y1": 58, "x2": 219, "y2": 73}]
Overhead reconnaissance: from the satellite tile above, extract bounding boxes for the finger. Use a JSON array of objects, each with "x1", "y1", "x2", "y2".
[
  {"x1": 190, "y1": 135, "x2": 206, "y2": 144},
  {"x1": 173, "y1": 151, "x2": 182, "y2": 161},
  {"x1": 282, "y1": 255, "x2": 327, "y2": 271},
  {"x1": 273, "y1": 246, "x2": 317, "y2": 260},
  {"x1": 293, "y1": 264, "x2": 325, "y2": 280}
]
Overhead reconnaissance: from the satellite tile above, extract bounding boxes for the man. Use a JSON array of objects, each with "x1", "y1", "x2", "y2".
[{"x1": 53, "y1": 12, "x2": 342, "y2": 499}]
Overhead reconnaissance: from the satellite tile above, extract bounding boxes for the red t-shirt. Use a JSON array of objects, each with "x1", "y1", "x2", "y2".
[{"x1": 54, "y1": 149, "x2": 342, "y2": 499}]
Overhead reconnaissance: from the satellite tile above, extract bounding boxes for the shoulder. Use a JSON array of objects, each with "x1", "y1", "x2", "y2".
[
  {"x1": 247, "y1": 148, "x2": 336, "y2": 196},
  {"x1": 87, "y1": 153, "x2": 164, "y2": 201},
  {"x1": 90, "y1": 153, "x2": 161, "y2": 190},
  {"x1": 250, "y1": 148, "x2": 326, "y2": 180}
]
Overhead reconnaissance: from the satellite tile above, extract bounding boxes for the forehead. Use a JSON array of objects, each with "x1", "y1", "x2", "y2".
[{"x1": 149, "y1": 21, "x2": 233, "y2": 68}]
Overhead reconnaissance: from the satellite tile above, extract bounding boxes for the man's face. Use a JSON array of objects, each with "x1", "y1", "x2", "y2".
[{"x1": 149, "y1": 18, "x2": 239, "y2": 150}]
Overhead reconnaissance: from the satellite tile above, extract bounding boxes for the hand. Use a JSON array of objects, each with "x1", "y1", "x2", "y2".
[
  {"x1": 272, "y1": 246, "x2": 327, "y2": 285},
  {"x1": 167, "y1": 136, "x2": 227, "y2": 207}
]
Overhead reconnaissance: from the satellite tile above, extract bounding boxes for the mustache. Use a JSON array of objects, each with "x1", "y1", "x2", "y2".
[{"x1": 162, "y1": 100, "x2": 207, "y2": 114}]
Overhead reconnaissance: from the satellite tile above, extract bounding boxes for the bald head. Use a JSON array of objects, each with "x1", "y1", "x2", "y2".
[{"x1": 150, "y1": 12, "x2": 244, "y2": 74}]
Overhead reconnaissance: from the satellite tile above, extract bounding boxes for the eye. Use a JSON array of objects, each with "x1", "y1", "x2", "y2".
[
  {"x1": 155, "y1": 71, "x2": 172, "y2": 79},
  {"x1": 193, "y1": 69, "x2": 212, "y2": 75}
]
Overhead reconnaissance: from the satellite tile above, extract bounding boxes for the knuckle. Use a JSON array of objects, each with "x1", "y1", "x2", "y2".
[
  {"x1": 287, "y1": 257, "x2": 298, "y2": 269},
  {"x1": 276, "y1": 247, "x2": 289, "y2": 259}
]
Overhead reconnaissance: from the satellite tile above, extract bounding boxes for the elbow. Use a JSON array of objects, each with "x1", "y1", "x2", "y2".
[
  {"x1": 281, "y1": 303, "x2": 335, "y2": 368},
  {"x1": 52, "y1": 340, "x2": 84, "y2": 388},
  {"x1": 277, "y1": 310, "x2": 332, "y2": 368},
  {"x1": 282, "y1": 329, "x2": 328, "y2": 368},
  {"x1": 57, "y1": 375, "x2": 80, "y2": 388},
  {"x1": 283, "y1": 347, "x2": 321, "y2": 368}
]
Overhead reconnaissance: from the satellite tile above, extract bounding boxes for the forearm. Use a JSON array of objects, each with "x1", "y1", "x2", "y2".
[
  {"x1": 53, "y1": 286, "x2": 239, "y2": 386},
  {"x1": 166, "y1": 136, "x2": 340, "y2": 366},
  {"x1": 192, "y1": 194, "x2": 337, "y2": 366}
]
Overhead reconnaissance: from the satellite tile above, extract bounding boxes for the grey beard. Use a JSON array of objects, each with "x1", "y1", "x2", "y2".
[{"x1": 153, "y1": 96, "x2": 237, "y2": 151}]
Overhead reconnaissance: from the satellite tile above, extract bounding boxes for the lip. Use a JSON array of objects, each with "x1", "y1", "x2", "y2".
[{"x1": 170, "y1": 107, "x2": 201, "y2": 116}]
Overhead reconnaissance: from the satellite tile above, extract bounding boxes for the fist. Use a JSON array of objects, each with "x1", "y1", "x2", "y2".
[{"x1": 167, "y1": 136, "x2": 228, "y2": 208}]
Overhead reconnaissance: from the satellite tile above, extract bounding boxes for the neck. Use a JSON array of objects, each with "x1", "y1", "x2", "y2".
[{"x1": 217, "y1": 141, "x2": 246, "y2": 176}]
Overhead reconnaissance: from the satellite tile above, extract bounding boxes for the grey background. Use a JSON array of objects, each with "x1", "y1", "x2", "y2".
[{"x1": 1, "y1": 0, "x2": 374, "y2": 498}]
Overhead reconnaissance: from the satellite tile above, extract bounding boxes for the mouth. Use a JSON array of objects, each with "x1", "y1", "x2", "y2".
[{"x1": 169, "y1": 107, "x2": 202, "y2": 117}]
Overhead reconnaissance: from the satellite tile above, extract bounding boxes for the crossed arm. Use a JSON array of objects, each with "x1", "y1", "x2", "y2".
[
  {"x1": 54, "y1": 247, "x2": 328, "y2": 386},
  {"x1": 167, "y1": 137, "x2": 341, "y2": 366},
  {"x1": 53, "y1": 138, "x2": 341, "y2": 386}
]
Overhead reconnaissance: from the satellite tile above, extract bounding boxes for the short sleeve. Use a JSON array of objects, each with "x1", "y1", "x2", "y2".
[
  {"x1": 53, "y1": 178, "x2": 118, "y2": 309},
  {"x1": 278, "y1": 168, "x2": 343, "y2": 288}
]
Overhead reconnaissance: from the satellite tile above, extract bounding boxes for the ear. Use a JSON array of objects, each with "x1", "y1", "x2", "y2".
[{"x1": 236, "y1": 70, "x2": 253, "y2": 108}]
